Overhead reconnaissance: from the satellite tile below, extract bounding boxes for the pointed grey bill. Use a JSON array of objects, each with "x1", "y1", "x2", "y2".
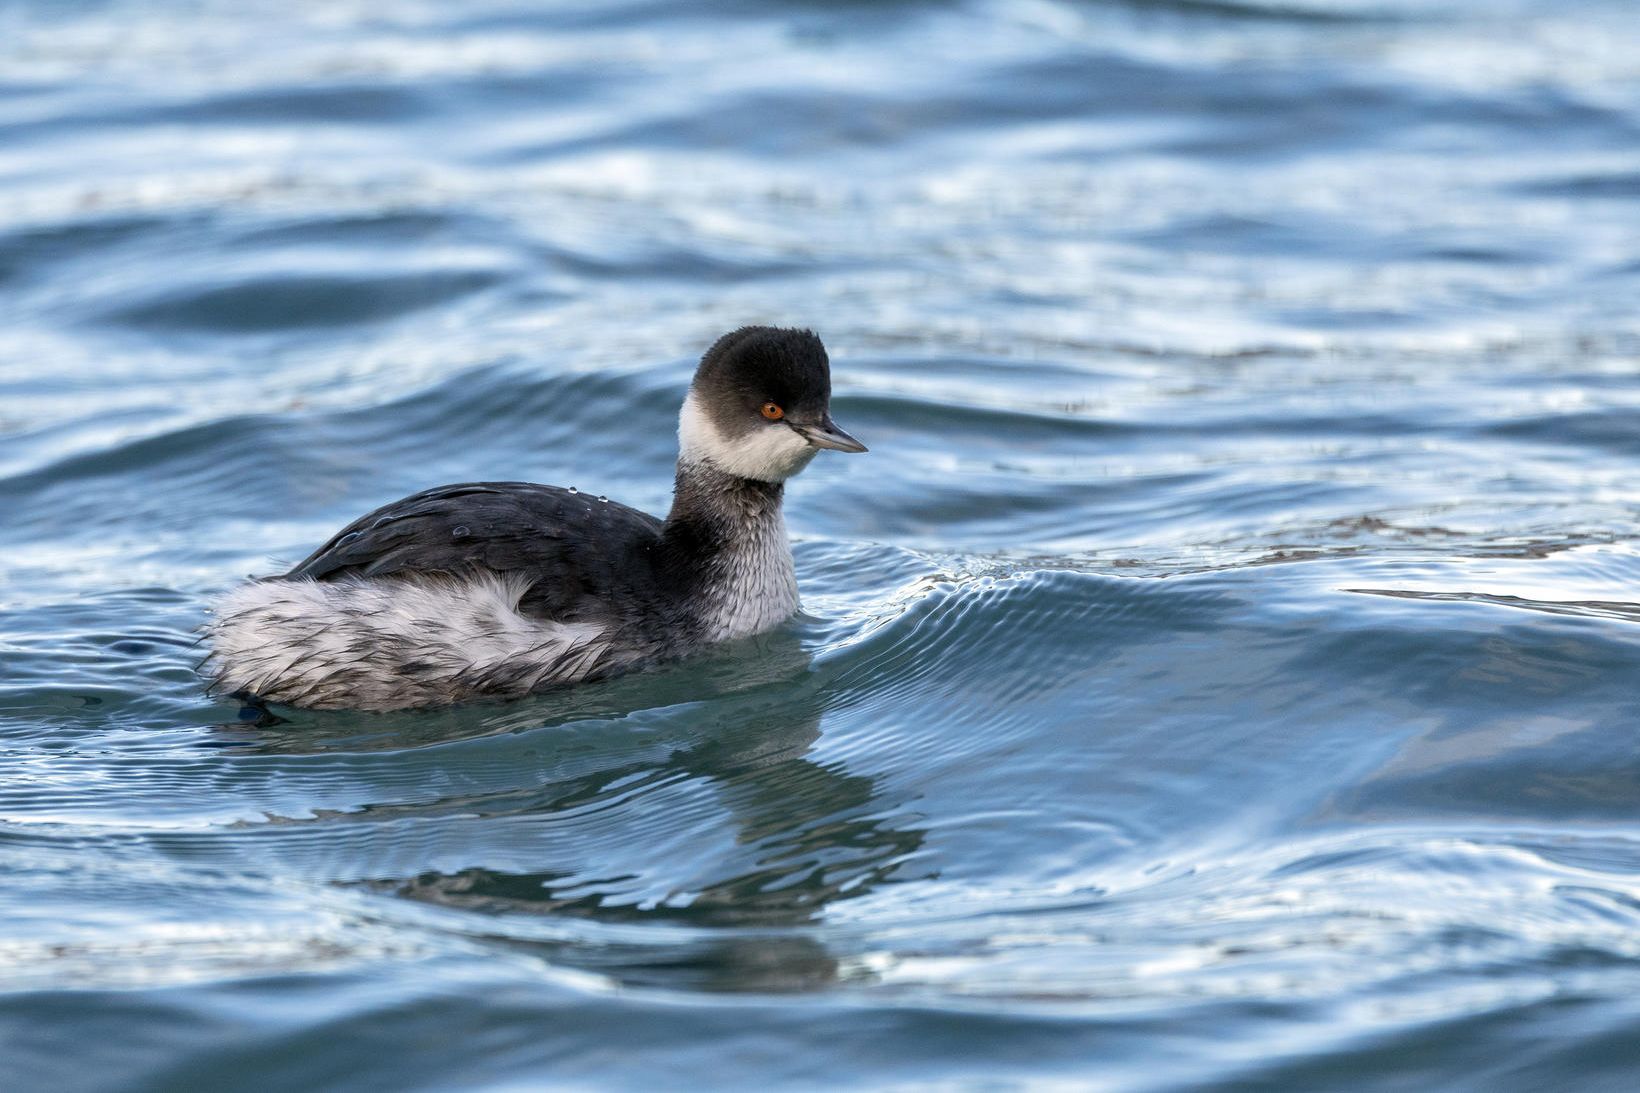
[{"x1": 790, "y1": 415, "x2": 868, "y2": 453}]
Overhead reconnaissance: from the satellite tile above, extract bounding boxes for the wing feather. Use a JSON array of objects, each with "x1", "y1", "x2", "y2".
[{"x1": 285, "y1": 481, "x2": 666, "y2": 620}]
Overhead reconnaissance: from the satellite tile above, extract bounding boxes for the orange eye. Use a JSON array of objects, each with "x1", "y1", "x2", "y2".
[{"x1": 760, "y1": 402, "x2": 784, "y2": 421}]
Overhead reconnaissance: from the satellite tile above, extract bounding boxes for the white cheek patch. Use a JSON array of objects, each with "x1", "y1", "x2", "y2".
[{"x1": 678, "y1": 391, "x2": 817, "y2": 482}]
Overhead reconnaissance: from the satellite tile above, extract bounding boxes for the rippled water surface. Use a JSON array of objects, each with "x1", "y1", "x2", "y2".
[{"x1": 5, "y1": 0, "x2": 1640, "y2": 1088}]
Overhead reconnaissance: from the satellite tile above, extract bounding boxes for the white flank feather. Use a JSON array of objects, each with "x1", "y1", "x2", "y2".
[{"x1": 204, "y1": 572, "x2": 618, "y2": 710}]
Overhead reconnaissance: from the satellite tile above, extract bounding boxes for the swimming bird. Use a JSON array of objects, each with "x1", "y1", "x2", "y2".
[{"x1": 204, "y1": 326, "x2": 866, "y2": 711}]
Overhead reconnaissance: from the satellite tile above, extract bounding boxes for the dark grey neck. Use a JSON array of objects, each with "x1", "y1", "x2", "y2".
[
  {"x1": 663, "y1": 459, "x2": 785, "y2": 547},
  {"x1": 660, "y1": 459, "x2": 798, "y2": 640}
]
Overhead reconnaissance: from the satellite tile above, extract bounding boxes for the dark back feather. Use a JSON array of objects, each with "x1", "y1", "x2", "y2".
[{"x1": 285, "y1": 482, "x2": 668, "y2": 621}]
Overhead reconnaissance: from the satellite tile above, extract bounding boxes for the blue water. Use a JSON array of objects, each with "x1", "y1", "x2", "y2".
[{"x1": 4, "y1": 0, "x2": 1640, "y2": 1088}]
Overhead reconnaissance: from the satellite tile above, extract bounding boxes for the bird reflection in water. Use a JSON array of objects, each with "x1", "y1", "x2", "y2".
[{"x1": 217, "y1": 628, "x2": 927, "y2": 993}]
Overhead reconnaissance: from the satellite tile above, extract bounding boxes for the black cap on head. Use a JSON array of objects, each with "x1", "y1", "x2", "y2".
[
  {"x1": 692, "y1": 326, "x2": 832, "y2": 426},
  {"x1": 683, "y1": 326, "x2": 867, "y2": 472}
]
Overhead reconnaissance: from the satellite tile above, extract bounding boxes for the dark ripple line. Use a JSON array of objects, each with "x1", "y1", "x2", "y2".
[{"x1": 1346, "y1": 587, "x2": 1640, "y2": 626}]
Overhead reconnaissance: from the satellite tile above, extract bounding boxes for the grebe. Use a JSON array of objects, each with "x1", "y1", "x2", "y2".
[{"x1": 204, "y1": 326, "x2": 865, "y2": 710}]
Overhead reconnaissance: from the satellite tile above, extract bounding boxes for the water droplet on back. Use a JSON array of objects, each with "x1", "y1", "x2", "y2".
[
  {"x1": 451, "y1": 525, "x2": 470, "y2": 539},
  {"x1": 597, "y1": 495, "x2": 609, "y2": 503},
  {"x1": 566, "y1": 486, "x2": 578, "y2": 495}
]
